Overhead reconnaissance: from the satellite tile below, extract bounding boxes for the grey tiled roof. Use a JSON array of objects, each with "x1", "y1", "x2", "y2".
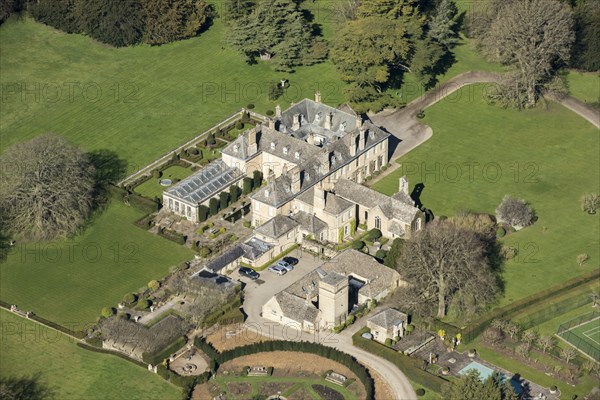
[
  {"x1": 254, "y1": 215, "x2": 299, "y2": 239},
  {"x1": 289, "y1": 211, "x2": 327, "y2": 234},
  {"x1": 275, "y1": 291, "x2": 320, "y2": 324},
  {"x1": 295, "y1": 187, "x2": 354, "y2": 215},
  {"x1": 284, "y1": 250, "x2": 400, "y2": 301},
  {"x1": 240, "y1": 237, "x2": 273, "y2": 260},
  {"x1": 165, "y1": 159, "x2": 244, "y2": 204},
  {"x1": 334, "y1": 178, "x2": 419, "y2": 225},
  {"x1": 368, "y1": 308, "x2": 408, "y2": 329},
  {"x1": 205, "y1": 245, "x2": 244, "y2": 272}
]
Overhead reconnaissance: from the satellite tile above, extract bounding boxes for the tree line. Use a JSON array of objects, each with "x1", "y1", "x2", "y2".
[{"x1": 4, "y1": 0, "x2": 211, "y2": 47}]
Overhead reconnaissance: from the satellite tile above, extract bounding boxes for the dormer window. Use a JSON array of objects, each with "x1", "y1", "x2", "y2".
[
  {"x1": 233, "y1": 144, "x2": 239, "y2": 153},
  {"x1": 300, "y1": 114, "x2": 306, "y2": 124},
  {"x1": 295, "y1": 151, "x2": 300, "y2": 159},
  {"x1": 264, "y1": 189, "x2": 270, "y2": 198},
  {"x1": 283, "y1": 146, "x2": 290, "y2": 155},
  {"x1": 270, "y1": 142, "x2": 276, "y2": 150},
  {"x1": 340, "y1": 121, "x2": 346, "y2": 132},
  {"x1": 315, "y1": 112, "x2": 322, "y2": 123}
]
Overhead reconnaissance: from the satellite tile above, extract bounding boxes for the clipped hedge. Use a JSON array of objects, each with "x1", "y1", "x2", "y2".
[
  {"x1": 158, "y1": 228, "x2": 186, "y2": 245},
  {"x1": 29, "y1": 313, "x2": 85, "y2": 339},
  {"x1": 352, "y1": 329, "x2": 447, "y2": 395},
  {"x1": 77, "y1": 342, "x2": 147, "y2": 368},
  {"x1": 142, "y1": 335, "x2": 186, "y2": 365}
]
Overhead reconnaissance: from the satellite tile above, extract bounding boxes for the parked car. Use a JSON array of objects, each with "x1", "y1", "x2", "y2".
[
  {"x1": 238, "y1": 266, "x2": 259, "y2": 280},
  {"x1": 282, "y1": 256, "x2": 299, "y2": 266},
  {"x1": 268, "y1": 265, "x2": 287, "y2": 275},
  {"x1": 276, "y1": 260, "x2": 294, "y2": 272}
]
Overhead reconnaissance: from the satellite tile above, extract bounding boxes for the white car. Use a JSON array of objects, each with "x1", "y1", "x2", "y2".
[{"x1": 268, "y1": 265, "x2": 287, "y2": 275}]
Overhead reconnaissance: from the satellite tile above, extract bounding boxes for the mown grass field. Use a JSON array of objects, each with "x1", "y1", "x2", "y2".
[
  {"x1": 566, "y1": 70, "x2": 600, "y2": 105},
  {"x1": 372, "y1": 84, "x2": 600, "y2": 308},
  {"x1": 0, "y1": 309, "x2": 181, "y2": 400},
  {"x1": 134, "y1": 165, "x2": 193, "y2": 199},
  {"x1": 0, "y1": 15, "x2": 346, "y2": 174},
  {"x1": 0, "y1": 199, "x2": 193, "y2": 326}
]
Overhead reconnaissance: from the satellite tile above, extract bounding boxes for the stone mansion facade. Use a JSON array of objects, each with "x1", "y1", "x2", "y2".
[{"x1": 163, "y1": 93, "x2": 424, "y2": 253}]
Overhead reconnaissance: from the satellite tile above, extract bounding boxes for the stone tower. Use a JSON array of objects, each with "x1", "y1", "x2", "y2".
[{"x1": 318, "y1": 272, "x2": 349, "y2": 329}]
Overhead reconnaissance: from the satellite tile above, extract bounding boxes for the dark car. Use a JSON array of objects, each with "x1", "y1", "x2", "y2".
[
  {"x1": 238, "y1": 266, "x2": 259, "y2": 280},
  {"x1": 282, "y1": 256, "x2": 299, "y2": 266}
]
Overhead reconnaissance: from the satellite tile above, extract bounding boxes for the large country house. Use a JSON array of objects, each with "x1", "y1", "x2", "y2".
[{"x1": 162, "y1": 94, "x2": 424, "y2": 261}]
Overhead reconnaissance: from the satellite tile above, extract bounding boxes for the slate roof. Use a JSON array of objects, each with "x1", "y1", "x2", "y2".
[
  {"x1": 275, "y1": 291, "x2": 320, "y2": 324},
  {"x1": 284, "y1": 250, "x2": 400, "y2": 301},
  {"x1": 368, "y1": 308, "x2": 408, "y2": 329},
  {"x1": 334, "y1": 178, "x2": 419, "y2": 225},
  {"x1": 254, "y1": 215, "x2": 299, "y2": 239},
  {"x1": 165, "y1": 159, "x2": 244, "y2": 204},
  {"x1": 295, "y1": 187, "x2": 354, "y2": 215},
  {"x1": 240, "y1": 237, "x2": 273, "y2": 260},
  {"x1": 204, "y1": 245, "x2": 244, "y2": 273},
  {"x1": 289, "y1": 211, "x2": 327, "y2": 234}
]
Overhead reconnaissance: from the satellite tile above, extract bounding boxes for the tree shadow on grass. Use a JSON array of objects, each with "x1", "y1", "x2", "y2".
[{"x1": 0, "y1": 373, "x2": 56, "y2": 400}]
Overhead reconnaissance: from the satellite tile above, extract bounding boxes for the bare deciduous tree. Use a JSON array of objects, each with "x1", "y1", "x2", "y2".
[
  {"x1": 505, "y1": 321, "x2": 521, "y2": 340},
  {"x1": 480, "y1": 0, "x2": 574, "y2": 108},
  {"x1": 395, "y1": 219, "x2": 500, "y2": 319},
  {"x1": 0, "y1": 134, "x2": 95, "y2": 241},
  {"x1": 580, "y1": 193, "x2": 599, "y2": 215},
  {"x1": 560, "y1": 347, "x2": 578, "y2": 364},
  {"x1": 521, "y1": 330, "x2": 537, "y2": 346},
  {"x1": 495, "y1": 196, "x2": 534, "y2": 230},
  {"x1": 516, "y1": 343, "x2": 530, "y2": 357},
  {"x1": 537, "y1": 335, "x2": 555, "y2": 353},
  {"x1": 577, "y1": 253, "x2": 589, "y2": 268}
]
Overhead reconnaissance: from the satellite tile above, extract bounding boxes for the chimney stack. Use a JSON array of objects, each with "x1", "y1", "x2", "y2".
[
  {"x1": 324, "y1": 112, "x2": 333, "y2": 130},
  {"x1": 275, "y1": 104, "x2": 281, "y2": 118},
  {"x1": 291, "y1": 167, "x2": 301, "y2": 193},
  {"x1": 350, "y1": 132, "x2": 358, "y2": 157},
  {"x1": 248, "y1": 128, "x2": 258, "y2": 155},
  {"x1": 292, "y1": 113, "x2": 300, "y2": 130},
  {"x1": 399, "y1": 176, "x2": 409, "y2": 195},
  {"x1": 356, "y1": 115, "x2": 363, "y2": 129},
  {"x1": 358, "y1": 128, "x2": 366, "y2": 151},
  {"x1": 315, "y1": 91, "x2": 321, "y2": 103},
  {"x1": 314, "y1": 185, "x2": 325, "y2": 210}
]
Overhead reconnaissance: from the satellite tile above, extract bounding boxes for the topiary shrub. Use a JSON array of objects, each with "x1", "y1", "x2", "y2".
[
  {"x1": 246, "y1": 103, "x2": 255, "y2": 109},
  {"x1": 351, "y1": 240, "x2": 365, "y2": 250},
  {"x1": 243, "y1": 221, "x2": 251, "y2": 228},
  {"x1": 235, "y1": 121, "x2": 244, "y2": 130},
  {"x1": 138, "y1": 299, "x2": 151, "y2": 310},
  {"x1": 405, "y1": 324, "x2": 415, "y2": 334},
  {"x1": 101, "y1": 307, "x2": 115, "y2": 318},
  {"x1": 148, "y1": 280, "x2": 160, "y2": 291},
  {"x1": 496, "y1": 226, "x2": 506, "y2": 238},
  {"x1": 153, "y1": 169, "x2": 162, "y2": 179},
  {"x1": 384, "y1": 338, "x2": 393, "y2": 347},
  {"x1": 375, "y1": 249, "x2": 387, "y2": 260},
  {"x1": 266, "y1": 110, "x2": 274, "y2": 116},
  {"x1": 416, "y1": 388, "x2": 426, "y2": 397},
  {"x1": 123, "y1": 293, "x2": 136, "y2": 304},
  {"x1": 198, "y1": 247, "x2": 211, "y2": 258},
  {"x1": 365, "y1": 229, "x2": 382, "y2": 241}
]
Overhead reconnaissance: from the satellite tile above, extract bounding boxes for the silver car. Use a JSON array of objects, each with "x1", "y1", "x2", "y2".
[
  {"x1": 276, "y1": 260, "x2": 294, "y2": 272},
  {"x1": 268, "y1": 264, "x2": 287, "y2": 275}
]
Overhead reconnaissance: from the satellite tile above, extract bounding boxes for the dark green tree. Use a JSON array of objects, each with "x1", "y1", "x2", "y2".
[
  {"x1": 571, "y1": 0, "x2": 600, "y2": 71},
  {"x1": 427, "y1": 0, "x2": 459, "y2": 50},
  {"x1": 198, "y1": 204, "x2": 209, "y2": 222},
  {"x1": 242, "y1": 177, "x2": 253, "y2": 195},
  {"x1": 383, "y1": 238, "x2": 404, "y2": 268},
  {"x1": 252, "y1": 170, "x2": 262, "y2": 188},
  {"x1": 219, "y1": 191, "x2": 230, "y2": 210},
  {"x1": 209, "y1": 198, "x2": 219, "y2": 216},
  {"x1": 229, "y1": 184, "x2": 240, "y2": 203},
  {"x1": 222, "y1": 0, "x2": 254, "y2": 23},
  {"x1": 76, "y1": 0, "x2": 145, "y2": 47},
  {"x1": 410, "y1": 39, "x2": 445, "y2": 88},
  {"x1": 28, "y1": 0, "x2": 80, "y2": 33},
  {"x1": 141, "y1": 0, "x2": 209, "y2": 45}
]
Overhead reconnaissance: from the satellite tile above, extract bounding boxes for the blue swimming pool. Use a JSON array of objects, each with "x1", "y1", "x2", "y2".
[
  {"x1": 459, "y1": 361, "x2": 495, "y2": 380},
  {"x1": 459, "y1": 361, "x2": 523, "y2": 395}
]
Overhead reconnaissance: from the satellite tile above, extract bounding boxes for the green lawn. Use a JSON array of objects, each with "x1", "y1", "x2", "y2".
[
  {"x1": 567, "y1": 70, "x2": 600, "y2": 105},
  {"x1": 372, "y1": 84, "x2": 600, "y2": 308},
  {"x1": 0, "y1": 15, "x2": 346, "y2": 174},
  {"x1": 0, "y1": 309, "x2": 181, "y2": 400},
  {"x1": 0, "y1": 199, "x2": 194, "y2": 326},
  {"x1": 134, "y1": 165, "x2": 193, "y2": 199}
]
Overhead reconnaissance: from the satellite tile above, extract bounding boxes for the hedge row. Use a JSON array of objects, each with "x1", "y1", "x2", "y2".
[
  {"x1": 109, "y1": 185, "x2": 157, "y2": 213},
  {"x1": 352, "y1": 330, "x2": 448, "y2": 394},
  {"x1": 142, "y1": 335, "x2": 187, "y2": 366},
  {"x1": 156, "y1": 364, "x2": 211, "y2": 389},
  {"x1": 202, "y1": 294, "x2": 242, "y2": 328},
  {"x1": 77, "y1": 342, "x2": 147, "y2": 368},
  {"x1": 28, "y1": 313, "x2": 85, "y2": 339},
  {"x1": 158, "y1": 228, "x2": 187, "y2": 245},
  {"x1": 460, "y1": 269, "x2": 600, "y2": 343},
  {"x1": 194, "y1": 338, "x2": 374, "y2": 399}
]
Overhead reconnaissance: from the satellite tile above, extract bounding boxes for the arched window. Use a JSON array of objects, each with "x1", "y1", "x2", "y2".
[{"x1": 375, "y1": 216, "x2": 381, "y2": 230}]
